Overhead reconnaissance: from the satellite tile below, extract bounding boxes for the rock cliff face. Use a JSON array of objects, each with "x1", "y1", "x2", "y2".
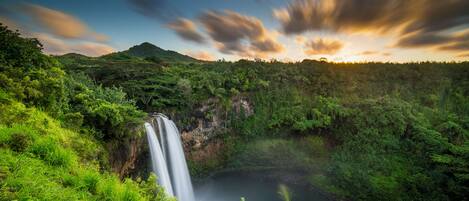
[
  {"x1": 107, "y1": 134, "x2": 150, "y2": 179},
  {"x1": 108, "y1": 96, "x2": 253, "y2": 178},
  {"x1": 179, "y1": 96, "x2": 252, "y2": 162}
]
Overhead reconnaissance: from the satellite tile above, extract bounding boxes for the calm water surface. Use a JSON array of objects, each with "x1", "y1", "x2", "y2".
[{"x1": 194, "y1": 171, "x2": 332, "y2": 201}]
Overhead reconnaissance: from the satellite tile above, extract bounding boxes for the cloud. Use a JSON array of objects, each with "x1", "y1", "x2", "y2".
[
  {"x1": 457, "y1": 53, "x2": 469, "y2": 58},
  {"x1": 395, "y1": 33, "x2": 451, "y2": 48},
  {"x1": 395, "y1": 30, "x2": 469, "y2": 52},
  {"x1": 359, "y1": 50, "x2": 379, "y2": 55},
  {"x1": 274, "y1": 0, "x2": 469, "y2": 56},
  {"x1": 34, "y1": 33, "x2": 69, "y2": 54},
  {"x1": 127, "y1": 0, "x2": 178, "y2": 22},
  {"x1": 294, "y1": 36, "x2": 306, "y2": 44},
  {"x1": 185, "y1": 51, "x2": 215, "y2": 61},
  {"x1": 199, "y1": 10, "x2": 284, "y2": 57},
  {"x1": 22, "y1": 3, "x2": 109, "y2": 42},
  {"x1": 0, "y1": 17, "x2": 21, "y2": 31},
  {"x1": 91, "y1": 33, "x2": 110, "y2": 43},
  {"x1": 357, "y1": 50, "x2": 392, "y2": 57},
  {"x1": 71, "y1": 42, "x2": 115, "y2": 56},
  {"x1": 274, "y1": 0, "x2": 469, "y2": 35},
  {"x1": 303, "y1": 38, "x2": 343, "y2": 55},
  {"x1": 34, "y1": 33, "x2": 115, "y2": 56},
  {"x1": 382, "y1": 52, "x2": 392, "y2": 57},
  {"x1": 167, "y1": 18, "x2": 206, "y2": 43}
]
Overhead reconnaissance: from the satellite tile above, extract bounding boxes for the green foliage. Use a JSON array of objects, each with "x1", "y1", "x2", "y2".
[
  {"x1": 0, "y1": 24, "x2": 170, "y2": 201},
  {"x1": 64, "y1": 73, "x2": 145, "y2": 139},
  {"x1": 0, "y1": 24, "x2": 66, "y2": 115},
  {"x1": 7, "y1": 132, "x2": 32, "y2": 152},
  {"x1": 0, "y1": 100, "x2": 172, "y2": 201}
]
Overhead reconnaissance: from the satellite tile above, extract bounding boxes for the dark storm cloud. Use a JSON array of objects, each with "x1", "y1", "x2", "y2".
[
  {"x1": 199, "y1": 10, "x2": 284, "y2": 57},
  {"x1": 167, "y1": 18, "x2": 206, "y2": 44},
  {"x1": 127, "y1": 0, "x2": 179, "y2": 22}
]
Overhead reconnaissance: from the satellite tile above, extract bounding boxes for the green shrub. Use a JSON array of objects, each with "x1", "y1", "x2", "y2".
[
  {"x1": 30, "y1": 138, "x2": 76, "y2": 167},
  {"x1": 8, "y1": 132, "x2": 31, "y2": 152},
  {"x1": 62, "y1": 112, "x2": 84, "y2": 129}
]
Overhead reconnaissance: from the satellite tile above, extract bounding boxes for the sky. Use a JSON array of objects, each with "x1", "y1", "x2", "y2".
[{"x1": 1, "y1": 0, "x2": 468, "y2": 62}]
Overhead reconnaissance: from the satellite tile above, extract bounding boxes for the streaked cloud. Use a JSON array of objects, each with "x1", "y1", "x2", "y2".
[
  {"x1": 303, "y1": 38, "x2": 343, "y2": 55},
  {"x1": 359, "y1": 50, "x2": 379, "y2": 55},
  {"x1": 127, "y1": 0, "x2": 178, "y2": 22},
  {"x1": 168, "y1": 18, "x2": 206, "y2": 43},
  {"x1": 382, "y1": 52, "x2": 392, "y2": 57},
  {"x1": 274, "y1": 0, "x2": 468, "y2": 35},
  {"x1": 357, "y1": 50, "x2": 392, "y2": 57},
  {"x1": 34, "y1": 33, "x2": 69, "y2": 54},
  {"x1": 294, "y1": 36, "x2": 306, "y2": 44},
  {"x1": 22, "y1": 3, "x2": 109, "y2": 42},
  {"x1": 457, "y1": 53, "x2": 469, "y2": 58},
  {"x1": 396, "y1": 30, "x2": 469, "y2": 52},
  {"x1": 274, "y1": 0, "x2": 469, "y2": 57},
  {"x1": 0, "y1": 17, "x2": 20, "y2": 31},
  {"x1": 199, "y1": 10, "x2": 284, "y2": 57},
  {"x1": 186, "y1": 50, "x2": 215, "y2": 61},
  {"x1": 1, "y1": 3, "x2": 114, "y2": 56},
  {"x1": 34, "y1": 33, "x2": 115, "y2": 56}
]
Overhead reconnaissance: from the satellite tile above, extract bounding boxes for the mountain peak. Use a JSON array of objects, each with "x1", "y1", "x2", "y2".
[
  {"x1": 100, "y1": 42, "x2": 197, "y2": 63},
  {"x1": 136, "y1": 42, "x2": 161, "y2": 49},
  {"x1": 128, "y1": 42, "x2": 164, "y2": 55}
]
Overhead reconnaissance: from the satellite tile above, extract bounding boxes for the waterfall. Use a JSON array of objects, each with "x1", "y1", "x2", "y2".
[
  {"x1": 145, "y1": 114, "x2": 195, "y2": 201},
  {"x1": 144, "y1": 122, "x2": 174, "y2": 196}
]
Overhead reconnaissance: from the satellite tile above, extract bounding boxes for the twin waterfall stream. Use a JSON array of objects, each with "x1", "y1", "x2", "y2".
[{"x1": 144, "y1": 114, "x2": 195, "y2": 201}]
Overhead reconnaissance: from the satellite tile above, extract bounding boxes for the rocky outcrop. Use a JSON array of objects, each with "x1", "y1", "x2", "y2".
[
  {"x1": 107, "y1": 131, "x2": 150, "y2": 179},
  {"x1": 108, "y1": 95, "x2": 253, "y2": 179},
  {"x1": 179, "y1": 95, "x2": 253, "y2": 166}
]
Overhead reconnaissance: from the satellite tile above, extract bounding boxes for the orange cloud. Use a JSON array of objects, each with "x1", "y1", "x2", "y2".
[
  {"x1": 295, "y1": 36, "x2": 306, "y2": 44},
  {"x1": 186, "y1": 51, "x2": 215, "y2": 61},
  {"x1": 275, "y1": 0, "x2": 469, "y2": 56},
  {"x1": 0, "y1": 17, "x2": 21, "y2": 31},
  {"x1": 71, "y1": 42, "x2": 115, "y2": 56},
  {"x1": 199, "y1": 10, "x2": 284, "y2": 57},
  {"x1": 168, "y1": 18, "x2": 206, "y2": 43},
  {"x1": 359, "y1": 50, "x2": 379, "y2": 55},
  {"x1": 304, "y1": 38, "x2": 343, "y2": 55},
  {"x1": 34, "y1": 33, "x2": 115, "y2": 56},
  {"x1": 457, "y1": 53, "x2": 469, "y2": 58},
  {"x1": 23, "y1": 4, "x2": 109, "y2": 42}
]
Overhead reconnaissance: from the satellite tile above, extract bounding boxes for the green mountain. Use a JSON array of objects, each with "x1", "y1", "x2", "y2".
[{"x1": 100, "y1": 42, "x2": 197, "y2": 63}]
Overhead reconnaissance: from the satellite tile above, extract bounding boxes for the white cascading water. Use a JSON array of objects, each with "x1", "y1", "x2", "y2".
[
  {"x1": 145, "y1": 114, "x2": 195, "y2": 201},
  {"x1": 144, "y1": 122, "x2": 174, "y2": 196}
]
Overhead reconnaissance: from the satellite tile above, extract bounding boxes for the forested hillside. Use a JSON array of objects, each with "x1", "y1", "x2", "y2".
[
  {"x1": 60, "y1": 45, "x2": 469, "y2": 200},
  {"x1": 0, "y1": 25, "x2": 173, "y2": 201}
]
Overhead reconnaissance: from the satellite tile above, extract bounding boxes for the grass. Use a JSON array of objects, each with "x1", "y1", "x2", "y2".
[{"x1": 0, "y1": 98, "x2": 173, "y2": 201}]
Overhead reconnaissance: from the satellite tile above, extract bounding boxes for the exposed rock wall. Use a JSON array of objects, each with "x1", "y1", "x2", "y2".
[
  {"x1": 108, "y1": 95, "x2": 253, "y2": 179},
  {"x1": 179, "y1": 95, "x2": 253, "y2": 166}
]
